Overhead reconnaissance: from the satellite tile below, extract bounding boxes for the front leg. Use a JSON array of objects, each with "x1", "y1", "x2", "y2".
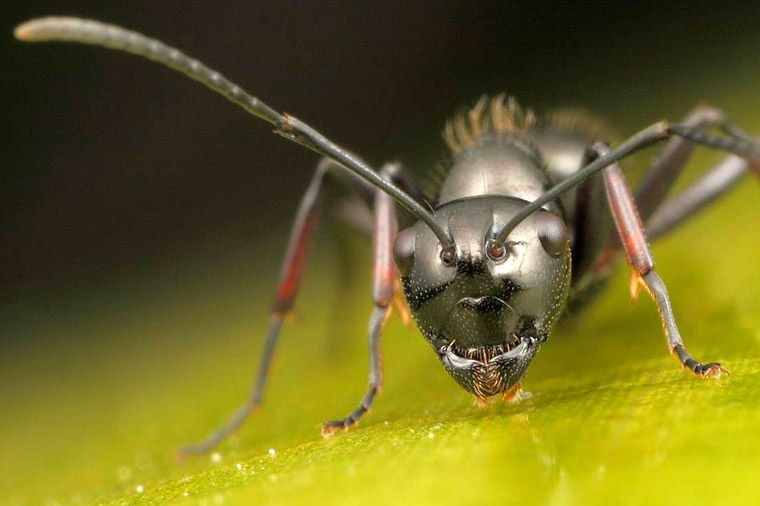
[
  {"x1": 179, "y1": 158, "x2": 342, "y2": 456},
  {"x1": 321, "y1": 163, "x2": 401, "y2": 436},
  {"x1": 596, "y1": 142, "x2": 728, "y2": 378}
]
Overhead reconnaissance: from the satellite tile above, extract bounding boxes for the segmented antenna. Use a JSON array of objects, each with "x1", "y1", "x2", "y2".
[
  {"x1": 15, "y1": 16, "x2": 454, "y2": 247},
  {"x1": 15, "y1": 17, "x2": 282, "y2": 125}
]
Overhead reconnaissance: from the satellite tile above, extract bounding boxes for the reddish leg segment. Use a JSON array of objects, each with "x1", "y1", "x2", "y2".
[
  {"x1": 596, "y1": 142, "x2": 728, "y2": 378},
  {"x1": 321, "y1": 163, "x2": 400, "y2": 435},
  {"x1": 595, "y1": 106, "x2": 756, "y2": 267},
  {"x1": 598, "y1": 105, "x2": 752, "y2": 254},
  {"x1": 178, "y1": 158, "x2": 337, "y2": 456}
]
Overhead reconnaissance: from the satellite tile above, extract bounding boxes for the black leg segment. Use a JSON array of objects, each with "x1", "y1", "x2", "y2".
[
  {"x1": 321, "y1": 305, "x2": 390, "y2": 436},
  {"x1": 641, "y1": 271, "x2": 727, "y2": 377}
]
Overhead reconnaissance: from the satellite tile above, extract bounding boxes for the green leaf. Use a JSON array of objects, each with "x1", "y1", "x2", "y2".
[{"x1": 3, "y1": 51, "x2": 758, "y2": 506}]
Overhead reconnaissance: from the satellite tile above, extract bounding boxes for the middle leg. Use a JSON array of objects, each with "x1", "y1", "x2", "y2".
[{"x1": 321, "y1": 163, "x2": 402, "y2": 436}]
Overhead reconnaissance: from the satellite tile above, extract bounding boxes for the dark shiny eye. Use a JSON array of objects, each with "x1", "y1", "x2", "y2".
[
  {"x1": 440, "y1": 245, "x2": 456, "y2": 267},
  {"x1": 485, "y1": 239, "x2": 507, "y2": 261},
  {"x1": 535, "y1": 211, "x2": 568, "y2": 258},
  {"x1": 393, "y1": 227, "x2": 417, "y2": 276}
]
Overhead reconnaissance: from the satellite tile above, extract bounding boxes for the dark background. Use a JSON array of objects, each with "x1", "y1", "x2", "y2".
[{"x1": 1, "y1": 1, "x2": 758, "y2": 331}]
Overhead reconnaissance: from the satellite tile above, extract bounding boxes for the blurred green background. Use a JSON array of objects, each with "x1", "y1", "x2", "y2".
[{"x1": 1, "y1": 1, "x2": 758, "y2": 505}]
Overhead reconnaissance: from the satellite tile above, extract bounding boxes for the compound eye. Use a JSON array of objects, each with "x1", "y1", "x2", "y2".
[
  {"x1": 393, "y1": 227, "x2": 416, "y2": 276},
  {"x1": 439, "y1": 245, "x2": 457, "y2": 267},
  {"x1": 485, "y1": 239, "x2": 508, "y2": 262},
  {"x1": 535, "y1": 210, "x2": 568, "y2": 258}
]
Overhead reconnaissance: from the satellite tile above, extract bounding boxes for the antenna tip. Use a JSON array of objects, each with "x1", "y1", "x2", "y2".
[
  {"x1": 14, "y1": 17, "x2": 71, "y2": 41},
  {"x1": 14, "y1": 19, "x2": 44, "y2": 41},
  {"x1": 14, "y1": 22, "x2": 32, "y2": 40}
]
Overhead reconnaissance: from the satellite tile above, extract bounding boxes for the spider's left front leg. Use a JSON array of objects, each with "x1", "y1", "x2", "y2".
[
  {"x1": 595, "y1": 142, "x2": 728, "y2": 378},
  {"x1": 321, "y1": 163, "x2": 405, "y2": 436}
]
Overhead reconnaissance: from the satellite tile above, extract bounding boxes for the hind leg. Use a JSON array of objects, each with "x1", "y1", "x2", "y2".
[{"x1": 646, "y1": 154, "x2": 756, "y2": 239}]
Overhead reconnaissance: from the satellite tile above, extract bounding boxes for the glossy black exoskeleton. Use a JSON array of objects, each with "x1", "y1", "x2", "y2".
[{"x1": 15, "y1": 17, "x2": 759, "y2": 454}]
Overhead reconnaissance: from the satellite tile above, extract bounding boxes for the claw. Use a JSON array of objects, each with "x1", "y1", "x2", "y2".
[
  {"x1": 321, "y1": 420, "x2": 351, "y2": 438},
  {"x1": 695, "y1": 362, "x2": 730, "y2": 378},
  {"x1": 671, "y1": 344, "x2": 730, "y2": 379}
]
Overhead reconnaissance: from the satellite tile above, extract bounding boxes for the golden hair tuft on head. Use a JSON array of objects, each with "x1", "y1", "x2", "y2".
[{"x1": 443, "y1": 95, "x2": 536, "y2": 153}]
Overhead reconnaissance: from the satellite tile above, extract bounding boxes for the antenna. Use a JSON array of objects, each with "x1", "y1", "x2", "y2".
[{"x1": 15, "y1": 16, "x2": 454, "y2": 248}]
